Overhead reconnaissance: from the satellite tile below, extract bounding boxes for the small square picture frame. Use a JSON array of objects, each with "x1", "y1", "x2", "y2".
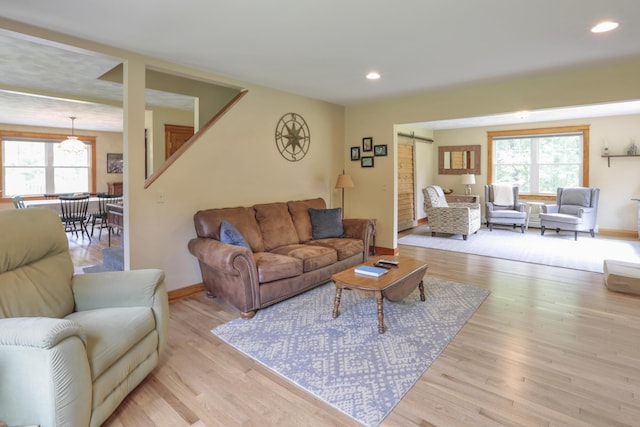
[
  {"x1": 374, "y1": 144, "x2": 387, "y2": 156},
  {"x1": 350, "y1": 146, "x2": 361, "y2": 161},
  {"x1": 107, "y1": 153, "x2": 123, "y2": 174},
  {"x1": 362, "y1": 137, "x2": 373, "y2": 152},
  {"x1": 361, "y1": 156, "x2": 374, "y2": 168}
]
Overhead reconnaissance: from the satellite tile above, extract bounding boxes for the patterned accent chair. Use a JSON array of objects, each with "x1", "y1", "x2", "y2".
[
  {"x1": 484, "y1": 184, "x2": 527, "y2": 233},
  {"x1": 539, "y1": 187, "x2": 600, "y2": 240},
  {"x1": 423, "y1": 185, "x2": 481, "y2": 240}
]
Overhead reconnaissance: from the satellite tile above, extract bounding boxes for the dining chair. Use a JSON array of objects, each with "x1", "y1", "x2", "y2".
[
  {"x1": 90, "y1": 193, "x2": 122, "y2": 240},
  {"x1": 11, "y1": 196, "x2": 26, "y2": 209},
  {"x1": 59, "y1": 194, "x2": 91, "y2": 241}
]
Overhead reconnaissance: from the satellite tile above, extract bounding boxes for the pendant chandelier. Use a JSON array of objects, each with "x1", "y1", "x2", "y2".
[{"x1": 60, "y1": 117, "x2": 86, "y2": 153}]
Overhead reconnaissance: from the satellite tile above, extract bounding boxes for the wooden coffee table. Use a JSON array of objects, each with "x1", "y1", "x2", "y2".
[{"x1": 331, "y1": 256, "x2": 428, "y2": 333}]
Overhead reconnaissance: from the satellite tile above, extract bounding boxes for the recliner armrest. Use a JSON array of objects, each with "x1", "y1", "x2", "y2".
[
  {"x1": 72, "y1": 269, "x2": 165, "y2": 311},
  {"x1": 0, "y1": 318, "x2": 92, "y2": 427},
  {"x1": 72, "y1": 269, "x2": 170, "y2": 357},
  {"x1": 0, "y1": 317, "x2": 85, "y2": 348}
]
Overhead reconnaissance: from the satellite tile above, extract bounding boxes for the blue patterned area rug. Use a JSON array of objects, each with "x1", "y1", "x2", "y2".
[{"x1": 211, "y1": 276, "x2": 489, "y2": 426}]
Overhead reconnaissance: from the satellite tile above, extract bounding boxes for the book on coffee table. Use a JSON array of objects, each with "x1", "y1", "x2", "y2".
[{"x1": 354, "y1": 265, "x2": 389, "y2": 277}]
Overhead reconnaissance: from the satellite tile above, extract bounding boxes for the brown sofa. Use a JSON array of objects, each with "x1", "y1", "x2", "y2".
[{"x1": 188, "y1": 198, "x2": 375, "y2": 319}]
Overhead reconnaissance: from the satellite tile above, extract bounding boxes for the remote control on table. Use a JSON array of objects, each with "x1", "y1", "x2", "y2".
[
  {"x1": 374, "y1": 262, "x2": 392, "y2": 269},
  {"x1": 377, "y1": 259, "x2": 399, "y2": 266}
]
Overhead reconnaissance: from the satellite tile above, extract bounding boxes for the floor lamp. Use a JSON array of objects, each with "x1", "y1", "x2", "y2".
[{"x1": 335, "y1": 170, "x2": 354, "y2": 218}]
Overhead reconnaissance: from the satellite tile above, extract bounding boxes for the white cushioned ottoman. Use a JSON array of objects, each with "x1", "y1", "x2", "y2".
[{"x1": 603, "y1": 259, "x2": 640, "y2": 295}]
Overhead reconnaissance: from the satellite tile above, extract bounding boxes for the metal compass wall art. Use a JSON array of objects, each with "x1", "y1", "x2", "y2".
[{"x1": 275, "y1": 112, "x2": 310, "y2": 162}]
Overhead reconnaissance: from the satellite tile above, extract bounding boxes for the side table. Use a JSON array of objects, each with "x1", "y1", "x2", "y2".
[
  {"x1": 445, "y1": 194, "x2": 479, "y2": 204},
  {"x1": 525, "y1": 201, "x2": 545, "y2": 230}
]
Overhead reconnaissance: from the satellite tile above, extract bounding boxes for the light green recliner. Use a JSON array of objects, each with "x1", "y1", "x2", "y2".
[{"x1": 0, "y1": 208, "x2": 169, "y2": 427}]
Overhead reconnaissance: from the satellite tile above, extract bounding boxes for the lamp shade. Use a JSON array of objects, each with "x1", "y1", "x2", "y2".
[
  {"x1": 335, "y1": 173, "x2": 354, "y2": 189},
  {"x1": 59, "y1": 116, "x2": 86, "y2": 153},
  {"x1": 460, "y1": 174, "x2": 476, "y2": 185}
]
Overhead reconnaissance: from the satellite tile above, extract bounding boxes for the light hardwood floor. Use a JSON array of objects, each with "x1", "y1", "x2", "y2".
[
  {"x1": 98, "y1": 228, "x2": 640, "y2": 427},
  {"x1": 67, "y1": 224, "x2": 121, "y2": 269}
]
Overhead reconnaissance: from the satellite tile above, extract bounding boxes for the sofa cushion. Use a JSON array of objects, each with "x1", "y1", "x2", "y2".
[
  {"x1": 270, "y1": 244, "x2": 338, "y2": 272},
  {"x1": 193, "y1": 207, "x2": 265, "y2": 252},
  {"x1": 309, "y1": 208, "x2": 344, "y2": 239},
  {"x1": 254, "y1": 202, "x2": 300, "y2": 251},
  {"x1": 219, "y1": 221, "x2": 250, "y2": 248},
  {"x1": 254, "y1": 252, "x2": 303, "y2": 283},
  {"x1": 307, "y1": 238, "x2": 364, "y2": 261},
  {"x1": 287, "y1": 198, "x2": 326, "y2": 242},
  {"x1": 66, "y1": 306, "x2": 156, "y2": 381}
]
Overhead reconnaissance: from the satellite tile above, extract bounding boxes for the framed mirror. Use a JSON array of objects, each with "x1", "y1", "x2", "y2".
[{"x1": 438, "y1": 144, "x2": 481, "y2": 175}]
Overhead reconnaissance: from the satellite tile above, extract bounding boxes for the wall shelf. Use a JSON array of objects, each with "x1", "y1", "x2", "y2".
[{"x1": 602, "y1": 154, "x2": 640, "y2": 167}]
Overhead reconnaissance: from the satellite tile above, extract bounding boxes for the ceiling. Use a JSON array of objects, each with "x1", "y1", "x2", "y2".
[{"x1": 1, "y1": 0, "x2": 640, "y2": 132}]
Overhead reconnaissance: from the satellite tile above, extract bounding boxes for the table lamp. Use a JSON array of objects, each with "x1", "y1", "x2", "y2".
[
  {"x1": 461, "y1": 174, "x2": 475, "y2": 195},
  {"x1": 335, "y1": 170, "x2": 354, "y2": 218}
]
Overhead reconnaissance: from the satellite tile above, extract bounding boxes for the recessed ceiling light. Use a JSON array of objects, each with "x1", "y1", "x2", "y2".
[
  {"x1": 591, "y1": 21, "x2": 619, "y2": 33},
  {"x1": 366, "y1": 72, "x2": 381, "y2": 80}
]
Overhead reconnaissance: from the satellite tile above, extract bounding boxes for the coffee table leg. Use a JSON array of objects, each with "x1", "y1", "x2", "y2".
[
  {"x1": 332, "y1": 287, "x2": 343, "y2": 318},
  {"x1": 419, "y1": 280, "x2": 425, "y2": 301},
  {"x1": 375, "y1": 290, "x2": 385, "y2": 333}
]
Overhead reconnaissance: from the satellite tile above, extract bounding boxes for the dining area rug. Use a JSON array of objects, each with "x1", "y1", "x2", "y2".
[
  {"x1": 398, "y1": 227, "x2": 640, "y2": 273},
  {"x1": 211, "y1": 277, "x2": 489, "y2": 427}
]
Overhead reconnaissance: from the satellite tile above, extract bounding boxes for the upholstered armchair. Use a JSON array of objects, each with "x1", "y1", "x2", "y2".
[
  {"x1": 0, "y1": 208, "x2": 169, "y2": 427},
  {"x1": 484, "y1": 184, "x2": 527, "y2": 233},
  {"x1": 539, "y1": 187, "x2": 600, "y2": 240},
  {"x1": 423, "y1": 185, "x2": 481, "y2": 240}
]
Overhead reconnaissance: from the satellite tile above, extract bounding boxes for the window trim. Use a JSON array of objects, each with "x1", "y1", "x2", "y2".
[
  {"x1": 1, "y1": 130, "x2": 97, "y2": 201},
  {"x1": 487, "y1": 125, "x2": 590, "y2": 200}
]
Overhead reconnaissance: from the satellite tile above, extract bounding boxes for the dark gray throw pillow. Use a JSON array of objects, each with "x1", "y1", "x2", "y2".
[
  {"x1": 309, "y1": 207, "x2": 344, "y2": 239},
  {"x1": 219, "y1": 220, "x2": 251, "y2": 249}
]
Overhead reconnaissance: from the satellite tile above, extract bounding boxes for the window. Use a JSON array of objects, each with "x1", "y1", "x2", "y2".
[
  {"x1": 488, "y1": 125, "x2": 589, "y2": 196},
  {"x1": 1, "y1": 131, "x2": 96, "y2": 198}
]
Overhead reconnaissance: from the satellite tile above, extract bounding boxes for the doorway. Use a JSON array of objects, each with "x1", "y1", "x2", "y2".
[
  {"x1": 397, "y1": 143, "x2": 415, "y2": 231},
  {"x1": 164, "y1": 124, "x2": 194, "y2": 159}
]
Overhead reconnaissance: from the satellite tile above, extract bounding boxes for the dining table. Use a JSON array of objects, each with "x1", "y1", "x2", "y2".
[{"x1": 23, "y1": 196, "x2": 101, "y2": 214}]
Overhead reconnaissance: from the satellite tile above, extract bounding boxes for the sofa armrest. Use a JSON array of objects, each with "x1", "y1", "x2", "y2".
[
  {"x1": 427, "y1": 206, "x2": 474, "y2": 219},
  {"x1": 188, "y1": 237, "x2": 261, "y2": 316},
  {"x1": 0, "y1": 318, "x2": 92, "y2": 427},
  {"x1": 449, "y1": 202, "x2": 480, "y2": 210},
  {"x1": 188, "y1": 237, "x2": 256, "y2": 273},
  {"x1": 72, "y1": 269, "x2": 170, "y2": 357},
  {"x1": 342, "y1": 218, "x2": 375, "y2": 259}
]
